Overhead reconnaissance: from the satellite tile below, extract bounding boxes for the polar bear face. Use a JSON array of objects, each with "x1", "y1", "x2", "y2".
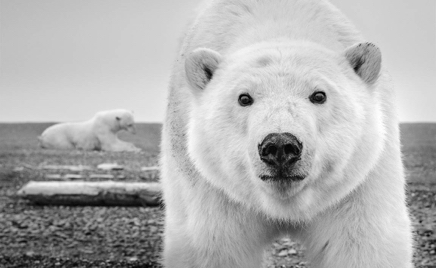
[
  {"x1": 185, "y1": 41, "x2": 385, "y2": 221},
  {"x1": 116, "y1": 112, "x2": 136, "y2": 134}
]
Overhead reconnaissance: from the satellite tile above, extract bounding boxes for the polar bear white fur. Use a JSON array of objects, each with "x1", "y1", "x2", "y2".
[
  {"x1": 39, "y1": 109, "x2": 140, "y2": 152},
  {"x1": 161, "y1": 0, "x2": 413, "y2": 267}
]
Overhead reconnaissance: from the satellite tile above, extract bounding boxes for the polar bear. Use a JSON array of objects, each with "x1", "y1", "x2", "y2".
[
  {"x1": 39, "y1": 109, "x2": 141, "y2": 152},
  {"x1": 161, "y1": 0, "x2": 413, "y2": 267}
]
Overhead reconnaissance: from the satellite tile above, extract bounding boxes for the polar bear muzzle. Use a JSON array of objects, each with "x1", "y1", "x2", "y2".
[{"x1": 258, "y1": 132, "x2": 304, "y2": 181}]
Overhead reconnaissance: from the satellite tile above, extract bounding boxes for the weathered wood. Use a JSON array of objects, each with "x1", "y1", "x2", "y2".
[
  {"x1": 64, "y1": 174, "x2": 84, "y2": 180},
  {"x1": 45, "y1": 174, "x2": 84, "y2": 180},
  {"x1": 97, "y1": 163, "x2": 124, "y2": 171},
  {"x1": 140, "y1": 166, "x2": 160, "y2": 180},
  {"x1": 141, "y1": 166, "x2": 159, "y2": 172},
  {"x1": 89, "y1": 174, "x2": 115, "y2": 179},
  {"x1": 17, "y1": 181, "x2": 161, "y2": 206},
  {"x1": 40, "y1": 165, "x2": 92, "y2": 171},
  {"x1": 44, "y1": 174, "x2": 126, "y2": 180},
  {"x1": 45, "y1": 174, "x2": 63, "y2": 180}
]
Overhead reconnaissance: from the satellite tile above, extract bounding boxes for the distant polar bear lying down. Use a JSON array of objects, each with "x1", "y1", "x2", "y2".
[{"x1": 39, "y1": 109, "x2": 141, "y2": 152}]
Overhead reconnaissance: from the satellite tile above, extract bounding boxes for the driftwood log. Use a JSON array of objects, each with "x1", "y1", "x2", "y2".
[
  {"x1": 97, "y1": 163, "x2": 124, "y2": 171},
  {"x1": 17, "y1": 181, "x2": 162, "y2": 206},
  {"x1": 40, "y1": 165, "x2": 92, "y2": 171}
]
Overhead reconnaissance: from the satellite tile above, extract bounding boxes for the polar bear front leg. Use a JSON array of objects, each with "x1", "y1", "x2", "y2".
[
  {"x1": 109, "y1": 139, "x2": 141, "y2": 152},
  {"x1": 163, "y1": 202, "x2": 274, "y2": 268},
  {"x1": 162, "y1": 173, "x2": 277, "y2": 268},
  {"x1": 301, "y1": 182, "x2": 413, "y2": 268},
  {"x1": 98, "y1": 134, "x2": 140, "y2": 152}
]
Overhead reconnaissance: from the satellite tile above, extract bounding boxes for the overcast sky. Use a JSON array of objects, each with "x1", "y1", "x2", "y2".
[{"x1": 1, "y1": 0, "x2": 435, "y2": 122}]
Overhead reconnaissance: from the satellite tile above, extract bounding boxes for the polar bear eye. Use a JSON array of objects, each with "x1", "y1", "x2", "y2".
[
  {"x1": 309, "y1": 91, "x2": 327, "y2": 104},
  {"x1": 238, "y1": 94, "x2": 254, "y2": 106}
]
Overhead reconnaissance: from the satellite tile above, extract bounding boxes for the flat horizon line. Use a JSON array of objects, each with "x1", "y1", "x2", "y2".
[
  {"x1": 0, "y1": 121, "x2": 163, "y2": 124},
  {"x1": 0, "y1": 121, "x2": 436, "y2": 124}
]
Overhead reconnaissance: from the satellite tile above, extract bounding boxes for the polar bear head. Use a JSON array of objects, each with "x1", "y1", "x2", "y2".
[
  {"x1": 185, "y1": 41, "x2": 386, "y2": 221},
  {"x1": 96, "y1": 109, "x2": 137, "y2": 134},
  {"x1": 115, "y1": 110, "x2": 136, "y2": 134}
]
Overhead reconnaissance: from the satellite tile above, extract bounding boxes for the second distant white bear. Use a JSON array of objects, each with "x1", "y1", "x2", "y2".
[{"x1": 39, "y1": 109, "x2": 141, "y2": 152}]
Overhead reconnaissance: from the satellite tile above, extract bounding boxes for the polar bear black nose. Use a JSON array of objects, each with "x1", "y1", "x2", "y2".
[{"x1": 258, "y1": 133, "x2": 302, "y2": 167}]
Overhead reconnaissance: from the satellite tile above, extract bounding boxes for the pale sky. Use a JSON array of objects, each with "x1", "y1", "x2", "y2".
[{"x1": 1, "y1": 0, "x2": 435, "y2": 122}]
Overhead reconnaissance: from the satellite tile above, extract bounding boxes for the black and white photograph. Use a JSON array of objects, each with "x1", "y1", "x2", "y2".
[{"x1": 0, "y1": 0, "x2": 435, "y2": 267}]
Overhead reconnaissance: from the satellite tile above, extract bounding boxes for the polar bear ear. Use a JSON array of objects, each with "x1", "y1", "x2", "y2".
[
  {"x1": 344, "y1": 42, "x2": 382, "y2": 85},
  {"x1": 185, "y1": 48, "x2": 222, "y2": 92},
  {"x1": 116, "y1": 116, "x2": 121, "y2": 121}
]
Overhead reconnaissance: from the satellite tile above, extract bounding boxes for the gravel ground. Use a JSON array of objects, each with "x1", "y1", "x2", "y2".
[
  {"x1": 0, "y1": 166, "x2": 435, "y2": 267},
  {"x1": 0, "y1": 123, "x2": 435, "y2": 267}
]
